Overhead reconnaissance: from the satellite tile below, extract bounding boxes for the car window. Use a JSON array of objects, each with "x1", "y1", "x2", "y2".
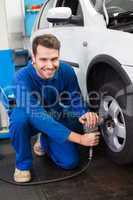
[
  {"x1": 38, "y1": 0, "x2": 55, "y2": 29},
  {"x1": 105, "y1": 0, "x2": 133, "y2": 12},
  {"x1": 90, "y1": 0, "x2": 133, "y2": 15},
  {"x1": 90, "y1": 0, "x2": 96, "y2": 6},
  {"x1": 55, "y1": 0, "x2": 84, "y2": 26},
  {"x1": 90, "y1": 0, "x2": 103, "y2": 13}
]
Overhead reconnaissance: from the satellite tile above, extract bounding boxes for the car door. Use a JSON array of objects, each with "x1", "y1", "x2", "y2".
[{"x1": 34, "y1": 0, "x2": 88, "y2": 94}]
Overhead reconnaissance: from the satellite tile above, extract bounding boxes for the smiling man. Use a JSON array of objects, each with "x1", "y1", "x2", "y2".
[
  {"x1": 10, "y1": 34, "x2": 100, "y2": 183},
  {"x1": 32, "y1": 42, "x2": 59, "y2": 79}
]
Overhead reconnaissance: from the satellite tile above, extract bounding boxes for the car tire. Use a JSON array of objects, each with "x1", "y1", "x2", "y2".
[{"x1": 99, "y1": 81, "x2": 133, "y2": 164}]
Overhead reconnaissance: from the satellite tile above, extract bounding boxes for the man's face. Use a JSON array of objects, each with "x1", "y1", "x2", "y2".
[{"x1": 32, "y1": 45, "x2": 60, "y2": 80}]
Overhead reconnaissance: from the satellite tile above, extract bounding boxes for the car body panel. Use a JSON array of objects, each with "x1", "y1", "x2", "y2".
[{"x1": 31, "y1": 0, "x2": 133, "y2": 94}]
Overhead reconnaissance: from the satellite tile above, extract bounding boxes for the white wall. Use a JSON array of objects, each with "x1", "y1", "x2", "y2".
[
  {"x1": 0, "y1": 0, "x2": 9, "y2": 50},
  {"x1": 5, "y1": 0, "x2": 24, "y2": 33},
  {"x1": 5, "y1": 0, "x2": 25, "y2": 49}
]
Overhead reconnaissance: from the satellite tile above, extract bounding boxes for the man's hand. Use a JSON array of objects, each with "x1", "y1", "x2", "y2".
[
  {"x1": 80, "y1": 132, "x2": 100, "y2": 147},
  {"x1": 68, "y1": 131, "x2": 100, "y2": 147},
  {"x1": 79, "y1": 112, "x2": 99, "y2": 128}
]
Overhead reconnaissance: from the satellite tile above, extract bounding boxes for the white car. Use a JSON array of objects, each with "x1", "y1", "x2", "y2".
[{"x1": 32, "y1": 0, "x2": 133, "y2": 164}]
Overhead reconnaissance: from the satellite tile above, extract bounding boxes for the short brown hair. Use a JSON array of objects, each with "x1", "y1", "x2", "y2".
[{"x1": 32, "y1": 34, "x2": 61, "y2": 55}]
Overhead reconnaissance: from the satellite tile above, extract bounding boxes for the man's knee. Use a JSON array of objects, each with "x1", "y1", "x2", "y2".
[
  {"x1": 49, "y1": 140, "x2": 80, "y2": 169},
  {"x1": 60, "y1": 155, "x2": 79, "y2": 169},
  {"x1": 53, "y1": 148, "x2": 79, "y2": 169}
]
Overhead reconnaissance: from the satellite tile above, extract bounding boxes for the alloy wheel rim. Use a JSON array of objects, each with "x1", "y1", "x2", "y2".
[{"x1": 99, "y1": 95, "x2": 126, "y2": 152}]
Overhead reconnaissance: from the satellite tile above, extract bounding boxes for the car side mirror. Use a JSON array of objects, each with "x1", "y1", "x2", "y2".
[{"x1": 47, "y1": 7, "x2": 72, "y2": 23}]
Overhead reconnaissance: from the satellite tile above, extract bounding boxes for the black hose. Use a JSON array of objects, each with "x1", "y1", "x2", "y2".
[
  {"x1": 0, "y1": 123, "x2": 97, "y2": 186},
  {"x1": 0, "y1": 155, "x2": 92, "y2": 186}
]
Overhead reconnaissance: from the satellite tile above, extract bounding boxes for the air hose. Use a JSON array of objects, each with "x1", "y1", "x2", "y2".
[
  {"x1": 0, "y1": 125, "x2": 101, "y2": 186},
  {"x1": 0, "y1": 150, "x2": 92, "y2": 186}
]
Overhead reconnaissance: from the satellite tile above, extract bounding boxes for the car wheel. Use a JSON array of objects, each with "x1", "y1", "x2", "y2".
[{"x1": 99, "y1": 82, "x2": 133, "y2": 164}]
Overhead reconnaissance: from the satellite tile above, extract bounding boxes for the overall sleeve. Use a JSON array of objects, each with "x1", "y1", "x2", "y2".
[{"x1": 12, "y1": 73, "x2": 71, "y2": 143}]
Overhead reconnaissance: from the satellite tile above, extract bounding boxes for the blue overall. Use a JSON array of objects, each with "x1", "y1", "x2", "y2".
[{"x1": 9, "y1": 61, "x2": 88, "y2": 170}]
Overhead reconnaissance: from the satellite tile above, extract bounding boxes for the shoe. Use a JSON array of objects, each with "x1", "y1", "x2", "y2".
[
  {"x1": 14, "y1": 168, "x2": 31, "y2": 183},
  {"x1": 33, "y1": 139, "x2": 45, "y2": 156}
]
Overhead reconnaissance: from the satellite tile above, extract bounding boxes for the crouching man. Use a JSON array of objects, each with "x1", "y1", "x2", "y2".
[{"x1": 10, "y1": 34, "x2": 100, "y2": 183}]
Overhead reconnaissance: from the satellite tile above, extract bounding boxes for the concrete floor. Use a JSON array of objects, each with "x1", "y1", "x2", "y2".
[{"x1": 0, "y1": 140, "x2": 133, "y2": 200}]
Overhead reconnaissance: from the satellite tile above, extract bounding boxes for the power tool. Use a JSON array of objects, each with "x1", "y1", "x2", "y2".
[{"x1": 84, "y1": 117, "x2": 105, "y2": 160}]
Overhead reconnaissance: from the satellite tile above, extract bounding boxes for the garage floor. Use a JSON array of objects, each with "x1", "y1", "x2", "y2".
[{"x1": 0, "y1": 140, "x2": 133, "y2": 200}]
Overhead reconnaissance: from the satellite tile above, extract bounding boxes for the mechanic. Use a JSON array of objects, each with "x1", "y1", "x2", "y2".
[{"x1": 9, "y1": 34, "x2": 100, "y2": 183}]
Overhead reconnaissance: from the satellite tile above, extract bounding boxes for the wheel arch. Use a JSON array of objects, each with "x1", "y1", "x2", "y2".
[
  {"x1": 86, "y1": 54, "x2": 132, "y2": 93},
  {"x1": 86, "y1": 55, "x2": 133, "y2": 164}
]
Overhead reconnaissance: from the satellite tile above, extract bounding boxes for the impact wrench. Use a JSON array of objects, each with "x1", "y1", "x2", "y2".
[{"x1": 84, "y1": 123, "x2": 101, "y2": 161}]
